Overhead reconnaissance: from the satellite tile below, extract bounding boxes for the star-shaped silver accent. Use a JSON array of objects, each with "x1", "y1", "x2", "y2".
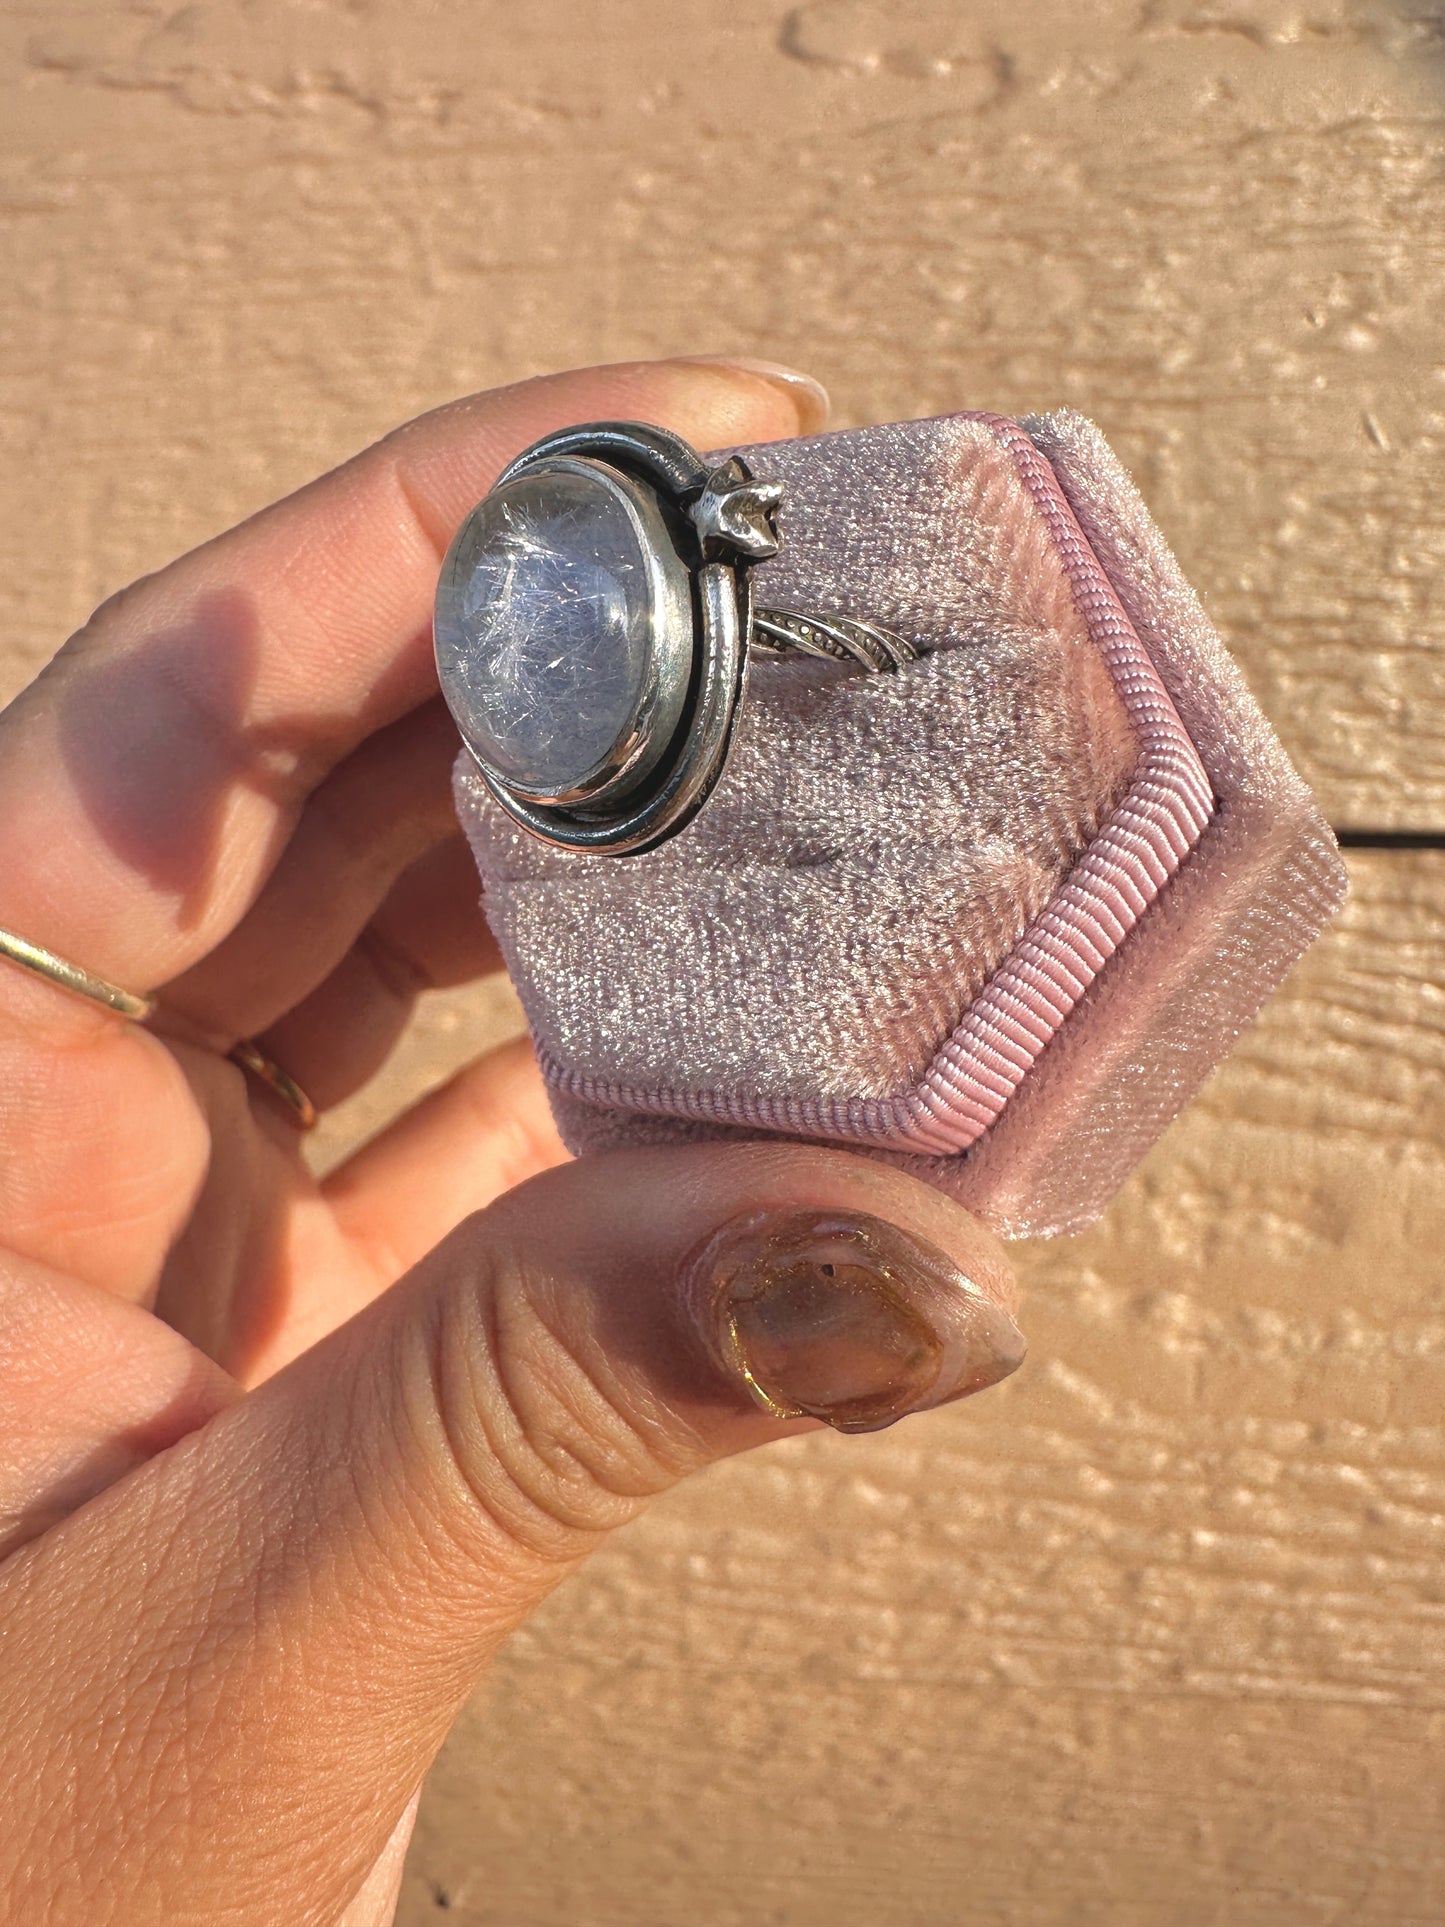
[{"x1": 689, "y1": 462, "x2": 784, "y2": 560}]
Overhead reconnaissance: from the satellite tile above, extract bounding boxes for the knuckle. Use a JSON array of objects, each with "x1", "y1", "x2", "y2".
[
  {"x1": 421, "y1": 1225, "x2": 689, "y2": 1560},
  {"x1": 72, "y1": 572, "x2": 164, "y2": 651}
]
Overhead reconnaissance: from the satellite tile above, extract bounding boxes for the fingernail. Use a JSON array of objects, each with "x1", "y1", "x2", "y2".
[
  {"x1": 668, "y1": 356, "x2": 831, "y2": 435},
  {"x1": 683, "y1": 1208, "x2": 1025, "y2": 1435}
]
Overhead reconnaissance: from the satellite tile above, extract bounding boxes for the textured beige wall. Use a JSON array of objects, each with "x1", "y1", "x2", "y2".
[{"x1": 3, "y1": 4, "x2": 1443, "y2": 1925}]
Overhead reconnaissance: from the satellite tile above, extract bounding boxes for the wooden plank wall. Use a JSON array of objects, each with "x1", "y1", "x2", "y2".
[{"x1": 2, "y1": 4, "x2": 1440, "y2": 1923}]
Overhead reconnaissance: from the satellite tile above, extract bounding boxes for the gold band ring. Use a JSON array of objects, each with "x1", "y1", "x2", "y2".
[
  {"x1": 0, "y1": 926, "x2": 156, "y2": 1021},
  {"x1": 0, "y1": 923, "x2": 316, "y2": 1131},
  {"x1": 226, "y1": 1039, "x2": 318, "y2": 1131}
]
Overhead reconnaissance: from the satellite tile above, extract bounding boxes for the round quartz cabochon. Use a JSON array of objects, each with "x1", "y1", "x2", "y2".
[{"x1": 436, "y1": 463, "x2": 680, "y2": 801}]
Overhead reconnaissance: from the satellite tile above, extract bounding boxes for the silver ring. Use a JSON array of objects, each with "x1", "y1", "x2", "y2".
[{"x1": 434, "y1": 420, "x2": 920, "y2": 857}]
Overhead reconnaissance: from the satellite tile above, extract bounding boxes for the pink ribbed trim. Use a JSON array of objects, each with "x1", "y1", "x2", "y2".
[{"x1": 540, "y1": 414, "x2": 1217, "y2": 1155}]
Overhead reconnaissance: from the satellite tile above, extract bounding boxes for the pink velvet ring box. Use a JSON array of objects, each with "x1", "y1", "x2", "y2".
[{"x1": 454, "y1": 411, "x2": 1348, "y2": 1238}]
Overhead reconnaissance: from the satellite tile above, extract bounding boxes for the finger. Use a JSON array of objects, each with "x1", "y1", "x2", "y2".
[
  {"x1": 366, "y1": 830, "x2": 503, "y2": 993},
  {"x1": 0, "y1": 359, "x2": 822, "y2": 1007},
  {"x1": 251, "y1": 834, "x2": 503, "y2": 1111},
  {"x1": 0, "y1": 833, "x2": 495, "y2": 1306},
  {"x1": 159, "y1": 1036, "x2": 557, "y2": 1389},
  {"x1": 0, "y1": 1145, "x2": 1019, "y2": 1927},
  {"x1": 324, "y1": 1036, "x2": 568, "y2": 1282},
  {"x1": 0, "y1": 1249, "x2": 239, "y2": 1560},
  {"x1": 157, "y1": 700, "x2": 465, "y2": 1044},
  {"x1": 203, "y1": 1039, "x2": 562, "y2": 1389},
  {"x1": 0, "y1": 981, "x2": 210, "y2": 1301}
]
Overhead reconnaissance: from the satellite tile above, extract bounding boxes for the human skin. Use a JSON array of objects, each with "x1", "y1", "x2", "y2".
[{"x1": 0, "y1": 358, "x2": 1024, "y2": 1927}]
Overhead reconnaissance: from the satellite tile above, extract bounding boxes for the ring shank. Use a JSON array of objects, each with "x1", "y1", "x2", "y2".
[{"x1": 0, "y1": 926, "x2": 155, "y2": 1021}]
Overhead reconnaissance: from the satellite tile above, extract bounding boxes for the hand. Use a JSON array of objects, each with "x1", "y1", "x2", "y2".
[{"x1": 0, "y1": 359, "x2": 1024, "y2": 1927}]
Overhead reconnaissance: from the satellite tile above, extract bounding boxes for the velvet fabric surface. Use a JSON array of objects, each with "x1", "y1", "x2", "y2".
[{"x1": 455, "y1": 411, "x2": 1347, "y2": 1237}]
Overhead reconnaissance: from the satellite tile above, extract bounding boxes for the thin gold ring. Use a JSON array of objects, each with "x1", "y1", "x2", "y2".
[
  {"x1": 0, "y1": 925, "x2": 156, "y2": 1021},
  {"x1": 0, "y1": 923, "x2": 316, "y2": 1131},
  {"x1": 226, "y1": 1039, "x2": 318, "y2": 1132}
]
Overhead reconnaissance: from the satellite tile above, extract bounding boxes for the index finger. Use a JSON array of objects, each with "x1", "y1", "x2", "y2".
[{"x1": 0, "y1": 359, "x2": 821, "y2": 1001}]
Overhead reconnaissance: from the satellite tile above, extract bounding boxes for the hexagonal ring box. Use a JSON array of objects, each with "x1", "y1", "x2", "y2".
[{"x1": 453, "y1": 411, "x2": 1347, "y2": 1238}]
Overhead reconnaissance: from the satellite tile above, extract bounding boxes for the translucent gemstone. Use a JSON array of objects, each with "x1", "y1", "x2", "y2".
[{"x1": 435, "y1": 467, "x2": 656, "y2": 798}]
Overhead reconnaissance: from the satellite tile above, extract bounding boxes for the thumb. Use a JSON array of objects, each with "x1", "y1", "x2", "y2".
[{"x1": 1, "y1": 1144, "x2": 1021, "y2": 1927}]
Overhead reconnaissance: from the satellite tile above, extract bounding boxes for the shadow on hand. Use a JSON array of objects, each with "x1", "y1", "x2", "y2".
[{"x1": 54, "y1": 585, "x2": 428, "y2": 950}]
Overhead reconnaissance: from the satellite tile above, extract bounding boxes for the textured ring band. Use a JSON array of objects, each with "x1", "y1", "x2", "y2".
[
  {"x1": 0, "y1": 924, "x2": 316, "y2": 1131},
  {"x1": 434, "y1": 420, "x2": 921, "y2": 857}
]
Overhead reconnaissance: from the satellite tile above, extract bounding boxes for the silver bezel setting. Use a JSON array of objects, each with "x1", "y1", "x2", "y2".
[{"x1": 436, "y1": 420, "x2": 777, "y2": 857}]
